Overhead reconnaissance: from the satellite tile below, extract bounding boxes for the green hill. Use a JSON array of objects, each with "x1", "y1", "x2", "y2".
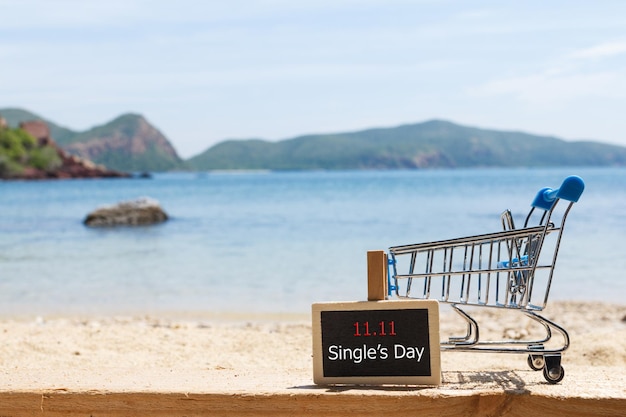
[
  {"x1": 1, "y1": 108, "x2": 183, "y2": 172},
  {"x1": 63, "y1": 113, "x2": 182, "y2": 172},
  {"x1": 188, "y1": 120, "x2": 626, "y2": 170},
  {"x1": 4, "y1": 108, "x2": 626, "y2": 172}
]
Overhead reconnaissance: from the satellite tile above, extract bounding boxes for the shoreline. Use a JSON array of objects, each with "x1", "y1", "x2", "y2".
[
  {"x1": 0, "y1": 297, "x2": 626, "y2": 321},
  {"x1": 0, "y1": 298, "x2": 623, "y2": 320},
  {"x1": 0, "y1": 308, "x2": 312, "y2": 323}
]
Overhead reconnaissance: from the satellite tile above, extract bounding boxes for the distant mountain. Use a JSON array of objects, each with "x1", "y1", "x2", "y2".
[
  {"x1": 188, "y1": 120, "x2": 626, "y2": 170},
  {"x1": 62, "y1": 114, "x2": 182, "y2": 172},
  {"x1": 4, "y1": 108, "x2": 626, "y2": 172},
  {"x1": 1, "y1": 108, "x2": 182, "y2": 172}
]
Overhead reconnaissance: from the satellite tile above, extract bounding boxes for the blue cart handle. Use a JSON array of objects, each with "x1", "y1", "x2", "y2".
[{"x1": 531, "y1": 175, "x2": 585, "y2": 210}]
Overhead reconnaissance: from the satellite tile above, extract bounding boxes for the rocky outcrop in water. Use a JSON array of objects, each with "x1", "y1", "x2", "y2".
[
  {"x1": 18, "y1": 150, "x2": 131, "y2": 180},
  {"x1": 84, "y1": 198, "x2": 168, "y2": 227}
]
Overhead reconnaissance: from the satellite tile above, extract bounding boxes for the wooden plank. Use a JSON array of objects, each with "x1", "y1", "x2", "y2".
[
  {"x1": 367, "y1": 250, "x2": 387, "y2": 301},
  {"x1": 2, "y1": 387, "x2": 625, "y2": 417}
]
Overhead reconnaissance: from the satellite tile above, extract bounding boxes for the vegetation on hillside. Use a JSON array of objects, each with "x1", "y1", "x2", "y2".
[
  {"x1": 0, "y1": 126, "x2": 62, "y2": 178},
  {"x1": 66, "y1": 114, "x2": 183, "y2": 172},
  {"x1": 4, "y1": 107, "x2": 626, "y2": 173},
  {"x1": 188, "y1": 120, "x2": 626, "y2": 170},
  {"x1": 64, "y1": 113, "x2": 145, "y2": 145},
  {"x1": 1, "y1": 109, "x2": 183, "y2": 173},
  {"x1": 93, "y1": 141, "x2": 186, "y2": 172}
]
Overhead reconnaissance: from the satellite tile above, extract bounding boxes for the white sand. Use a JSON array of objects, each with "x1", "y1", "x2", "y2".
[{"x1": 0, "y1": 301, "x2": 624, "y2": 394}]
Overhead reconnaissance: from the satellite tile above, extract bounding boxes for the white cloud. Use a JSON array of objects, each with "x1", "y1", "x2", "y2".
[
  {"x1": 0, "y1": 0, "x2": 420, "y2": 30},
  {"x1": 469, "y1": 37, "x2": 626, "y2": 105},
  {"x1": 0, "y1": 0, "x2": 142, "y2": 28},
  {"x1": 569, "y1": 40, "x2": 626, "y2": 60},
  {"x1": 469, "y1": 70, "x2": 626, "y2": 104}
]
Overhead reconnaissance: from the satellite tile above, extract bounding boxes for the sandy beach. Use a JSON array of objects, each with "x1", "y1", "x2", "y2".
[{"x1": 1, "y1": 300, "x2": 625, "y2": 416}]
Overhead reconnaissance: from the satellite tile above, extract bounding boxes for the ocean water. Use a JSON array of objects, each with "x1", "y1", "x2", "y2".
[{"x1": 0, "y1": 168, "x2": 624, "y2": 316}]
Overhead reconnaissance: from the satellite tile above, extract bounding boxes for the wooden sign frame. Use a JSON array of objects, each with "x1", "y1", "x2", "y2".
[{"x1": 312, "y1": 299, "x2": 441, "y2": 386}]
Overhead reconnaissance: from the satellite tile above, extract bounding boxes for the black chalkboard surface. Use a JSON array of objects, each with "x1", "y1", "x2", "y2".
[{"x1": 312, "y1": 300, "x2": 440, "y2": 385}]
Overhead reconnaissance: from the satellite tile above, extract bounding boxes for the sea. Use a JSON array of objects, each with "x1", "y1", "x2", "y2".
[{"x1": 0, "y1": 167, "x2": 624, "y2": 317}]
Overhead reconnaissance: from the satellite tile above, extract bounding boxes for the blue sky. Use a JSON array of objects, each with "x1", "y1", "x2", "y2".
[{"x1": 2, "y1": 0, "x2": 626, "y2": 158}]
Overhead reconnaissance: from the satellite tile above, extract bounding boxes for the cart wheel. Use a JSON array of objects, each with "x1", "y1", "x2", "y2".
[
  {"x1": 527, "y1": 354, "x2": 545, "y2": 371},
  {"x1": 543, "y1": 365, "x2": 565, "y2": 384}
]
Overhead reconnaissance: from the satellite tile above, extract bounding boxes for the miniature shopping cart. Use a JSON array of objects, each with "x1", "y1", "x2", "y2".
[{"x1": 387, "y1": 175, "x2": 585, "y2": 384}]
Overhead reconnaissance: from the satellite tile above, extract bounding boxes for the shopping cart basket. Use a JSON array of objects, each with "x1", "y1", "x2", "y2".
[{"x1": 387, "y1": 175, "x2": 585, "y2": 384}]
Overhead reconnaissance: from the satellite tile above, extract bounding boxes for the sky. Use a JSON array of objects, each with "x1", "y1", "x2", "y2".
[{"x1": 2, "y1": 1, "x2": 626, "y2": 158}]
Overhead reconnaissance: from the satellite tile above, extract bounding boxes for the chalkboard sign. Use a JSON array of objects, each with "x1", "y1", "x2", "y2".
[{"x1": 312, "y1": 300, "x2": 440, "y2": 385}]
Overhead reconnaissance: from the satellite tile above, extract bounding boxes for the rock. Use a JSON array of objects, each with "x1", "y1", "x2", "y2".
[
  {"x1": 53, "y1": 152, "x2": 130, "y2": 179},
  {"x1": 84, "y1": 198, "x2": 168, "y2": 227}
]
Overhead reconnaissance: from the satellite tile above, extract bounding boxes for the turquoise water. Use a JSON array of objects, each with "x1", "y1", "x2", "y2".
[{"x1": 0, "y1": 168, "x2": 624, "y2": 315}]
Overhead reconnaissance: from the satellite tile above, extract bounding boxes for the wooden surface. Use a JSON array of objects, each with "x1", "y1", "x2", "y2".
[
  {"x1": 367, "y1": 250, "x2": 387, "y2": 301},
  {"x1": 1, "y1": 366, "x2": 625, "y2": 416}
]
